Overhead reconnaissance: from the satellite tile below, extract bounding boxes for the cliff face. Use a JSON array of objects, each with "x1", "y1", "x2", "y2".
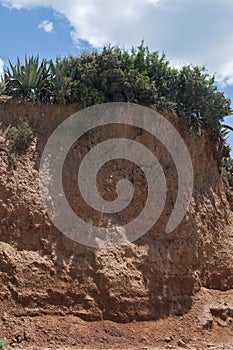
[{"x1": 0, "y1": 98, "x2": 232, "y2": 323}]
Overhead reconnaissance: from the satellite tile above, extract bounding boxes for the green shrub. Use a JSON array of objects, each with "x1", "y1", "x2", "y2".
[
  {"x1": 222, "y1": 157, "x2": 233, "y2": 210},
  {"x1": 0, "y1": 339, "x2": 6, "y2": 350},
  {"x1": 7, "y1": 120, "x2": 33, "y2": 153},
  {"x1": 2, "y1": 43, "x2": 232, "y2": 135},
  {"x1": 49, "y1": 57, "x2": 79, "y2": 104},
  {"x1": 226, "y1": 189, "x2": 233, "y2": 210},
  {"x1": 223, "y1": 158, "x2": 233, "y2": 187},
  {"x1": 0, "y1": 81, "x2": 5, "y2": 95}
]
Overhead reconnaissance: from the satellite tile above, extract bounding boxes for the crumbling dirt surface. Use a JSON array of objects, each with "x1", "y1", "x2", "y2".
[
  {"x1": 0, "y1": 98, "x2": 232, "y2": 348},
  {"x1": 0, "y1": 288, "x2": 233, "y2": 349}
]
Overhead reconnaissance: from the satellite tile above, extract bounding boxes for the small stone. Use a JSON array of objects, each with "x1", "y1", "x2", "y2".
[
  {"x1": 177, "y1": 339, "x2": 187, "y2": 348},
  {"x1": 67, "y1": 337, "x2": 77, "y2": 346},
  {"x1": 141, "y1": 336, "x2": 148, "y2": 341},
  {"x1": 216, "y1": 318, "x2": 228, "y2": 327},
  {"x1": 16, "y1": 335, "x2": 22, "y2": 343},
  {"x1": 202, "y1": 318, "x2": 213, "y2": 330},
  {"x1": 24, "y1": 330, "x2": 30, "y2": 342},
  {"x1": 165, "y1": 336, "x2": 173, "y2": 343}
]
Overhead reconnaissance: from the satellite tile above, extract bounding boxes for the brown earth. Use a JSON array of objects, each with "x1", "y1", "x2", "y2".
[
  {"x1": 1, "y1": 288, "x2": 233, "y2": 349},
  {"x1": 0, "y1": 98, "x2": 232, "y2": 349}
]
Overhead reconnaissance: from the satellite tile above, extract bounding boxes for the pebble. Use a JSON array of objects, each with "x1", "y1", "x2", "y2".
[
  {"x1": 165, "y1": 336, "x2": 173, "y2": 343},
  {"x1": 178, "y1": 339, "x2": 187, "y2": 348}
]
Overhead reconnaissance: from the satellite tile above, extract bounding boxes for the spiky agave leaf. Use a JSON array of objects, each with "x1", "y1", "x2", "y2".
[{"x1": 4, "y1": 55, "x2": 51, "y2": 101}]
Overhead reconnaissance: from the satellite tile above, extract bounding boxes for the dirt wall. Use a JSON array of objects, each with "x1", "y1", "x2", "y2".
[{"x1": 0, "y1": 98, "x2": 232, "y2": 322}]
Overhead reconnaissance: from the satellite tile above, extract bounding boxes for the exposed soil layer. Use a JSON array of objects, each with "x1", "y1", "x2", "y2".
[
  {"x1": 0, "y1": 288, "x2": 233, "y2": 349},
  {"x1": 0, "y1": 98, "x2": 232, "y2": 347}
]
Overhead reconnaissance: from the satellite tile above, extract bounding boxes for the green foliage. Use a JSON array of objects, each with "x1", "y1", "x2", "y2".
[
  {"x1": 68, "y1": 46, "x2": 158, "y2": 107},
  {"x1": 227, "y1": 189, "x2": 233, "y2": 210},
  {"x1": 175, "y1": 66, "x2": 231, "y2": 133},
  {"x1": 0, "y1": 339, "x2": 6, "y2": 350},
  {"x1": 222, "y1": 157, "x2": 233, "y2": 210},
  {"x1": 4, "y1": 56, "x2": 50, "y2": 102},
  {"x1": 7, "y1": 120, "x2": 33, "y2": 153},
  {"x1": 222, "y1": 157, "x2": 233, "y2": 187},
  {"x1": 222, "y1": 124, "x2": 233, "y2": 133},
  {"x1": 49, "y1": 57, "x2": 79, "y2": 104},
  {"x1": 0, "y1": 80, "x2": 5, "y2": 95},
  {"x1": 2, "y1": 43, "x2": 232, "y2": 136}
]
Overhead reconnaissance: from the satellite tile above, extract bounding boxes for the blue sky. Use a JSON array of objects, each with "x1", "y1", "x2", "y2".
[
  {"x1": 0, "y1": 0, "x2": 233, "y2": 154},
  {"x1": 0, "y1": 6, "x2": 89, "y2": 61}
]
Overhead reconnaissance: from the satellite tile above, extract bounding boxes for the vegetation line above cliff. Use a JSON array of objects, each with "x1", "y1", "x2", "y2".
[{"x1": 0, "y1": 42, "x2": 232, "y2": 137}]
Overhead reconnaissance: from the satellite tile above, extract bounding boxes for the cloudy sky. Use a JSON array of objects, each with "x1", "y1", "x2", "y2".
[{"x1": 0, "y1": 0, "x2": 232, "y2": 150}]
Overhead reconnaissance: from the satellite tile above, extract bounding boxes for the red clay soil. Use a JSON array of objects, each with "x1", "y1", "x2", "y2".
[
  {"x1": 0, "y1": 98, "x2": 232, "y2": 349},
  {"x1": 0, "y1": 288, "x2": 233, "y2": 349}
]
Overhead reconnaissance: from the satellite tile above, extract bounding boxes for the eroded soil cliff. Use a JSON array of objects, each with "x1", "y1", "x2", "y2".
[{"x1": 0, "y1": 98, "x2": 232, "y2": 348}]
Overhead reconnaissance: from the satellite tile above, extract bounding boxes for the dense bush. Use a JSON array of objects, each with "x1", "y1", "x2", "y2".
[
  {"x1": 2, "y1": 43, "x2": 232, "y2": 135},
  {"x1": 0, "y1": 81, "x2": 5, "y2": 95},
  {"x1": 222, "y1": 157, "x2": 233, "y2": 187},
  {"x1": 0, "y1": 339, "x2": 6, "y2": 350},
  {"x1": 222, "y1": 157, "x2": 233, "y2": 209},
  {"x1": 49, "y1": 57, "x2": 79, "y2": 104},
  {"x1": 7, "y1": 120, "x2": 33, "y2": 153}
]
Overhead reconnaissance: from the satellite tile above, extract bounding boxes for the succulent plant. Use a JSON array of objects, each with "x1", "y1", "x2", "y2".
[{"x1": 4, "y1": 55, "x2": 50, "y2": 101}]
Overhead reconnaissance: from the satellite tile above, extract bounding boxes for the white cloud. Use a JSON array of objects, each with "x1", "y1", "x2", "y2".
[
  {"x1": 1, "y1": 0, "x2": 233, "y2": 86},
  {"x1": 0, "y1": 58, "x2": 4, "y2": 79},
  {"x1": 38, "y1": 20, "x2": 54, "y2": 33}
]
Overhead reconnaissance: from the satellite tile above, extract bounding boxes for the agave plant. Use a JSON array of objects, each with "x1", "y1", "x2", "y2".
[
  {"x1": 4, "y1": 55, "x2": 51, "y2": 101},
  {"x1": 222, "y1": 124, "x2": 233, "y2": 133},
  {"x1": 213, "y1": 124, "x2": 233, "y2": 161},
  {"x1": 49, "y1": 57, "x2": 79, "y2": 103}
]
